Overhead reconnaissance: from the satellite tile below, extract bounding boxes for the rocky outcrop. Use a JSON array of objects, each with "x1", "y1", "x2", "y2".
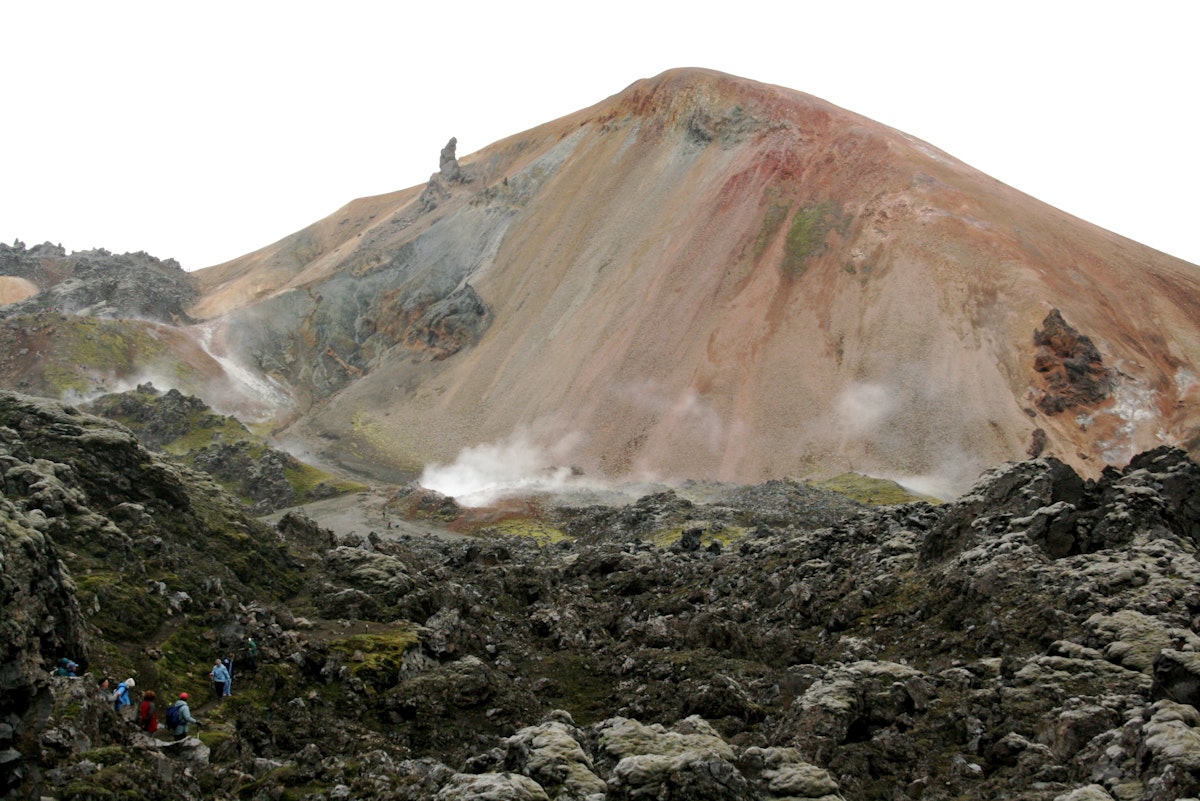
[
  {"x1": 83, "y1": 383, "x2": 353, "y2": 512},
  {"x1": 0, "y1": 389, "x2": 305, "y2": 800},
  {"x1": 81, "y1": 383, "x2": 213, "y2": 450},
  {"x1": 0, "y1": 501, "x2": 88, "y2": 797},
  {"x1": 0, "y1": 241, "x2": 196, "y2": 323},
  {"x1": 439, "y1": 137, "x2": 462, "y2": 183},
  {"x1": 1033, "y1": 308, "x2": 1114, "y2": 415},
  {"x1": 391, "y1": 283, "x2": 491, "y2": 361},
  {"x1": 6, "y1": 388, "x2": 1200, "y2": 799},
  {"x1": 418, "y1": 137, "x2": 470, "y2": 214}
]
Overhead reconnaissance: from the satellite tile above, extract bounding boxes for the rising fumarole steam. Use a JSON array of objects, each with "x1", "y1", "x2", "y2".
[{"x1": 419, "y1": 430, "x2": 582, "y2": 507}]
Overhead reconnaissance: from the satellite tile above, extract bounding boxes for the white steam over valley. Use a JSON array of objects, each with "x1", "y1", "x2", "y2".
[{"x1": 419, "y1": 430, "x2": 586, "y2": 507}]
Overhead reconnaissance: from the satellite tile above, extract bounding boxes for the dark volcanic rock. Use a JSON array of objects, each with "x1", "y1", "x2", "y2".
[
  {"x1": 1033, "y1": 307, "x2": 1113, "y2": 415},
  {"x1": 83, "y1": 383, "x2": 212, "y2": 450},
  {"x1": 0, "y1": 390, "x2": 303, "y2": 800},
  {"x1": 6, "y1": 389, "x2": 1200, "y2": 800},
  {"x1": 0, "y1": 501, "x2": 88, "y2": 797},
  {"x1": 0, "y1": 241, "x2": 197, "y2": 323},
  {"x1": 84, "y1": 384, "x2": 344, "y2": 513}
]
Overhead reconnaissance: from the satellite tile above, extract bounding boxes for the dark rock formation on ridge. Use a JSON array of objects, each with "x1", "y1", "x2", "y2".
[{"x1": 0, "y1": 241, "x2": 196, "y2": 324}]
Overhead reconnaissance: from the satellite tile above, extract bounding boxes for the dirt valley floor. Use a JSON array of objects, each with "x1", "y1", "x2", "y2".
[{"x1": 260, "y1": 486, "x2": 471, "y2": 542}]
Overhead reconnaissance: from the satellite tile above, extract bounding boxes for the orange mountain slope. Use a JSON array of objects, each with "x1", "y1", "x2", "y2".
[{"x1": 188, "y1": 68, "x2": 1200, "y2": 495}]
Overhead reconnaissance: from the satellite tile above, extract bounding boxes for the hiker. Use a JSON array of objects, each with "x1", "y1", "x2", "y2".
[
  {"x1": 222, "y1": 654, "x2": 234, "y2": 693},
  {"x1": 165, "y1": 692, "x2": 200, "y2": 741},
  {"x1": 244, "y1": 637, "x2": 259, "y2": 672},
  {"x1": 138, "y1": 690, "x2": 158, "y2": 733},
  {"x1": 113, "y1": 677, "x2": 135, "y2": 719},
  {"x1": 54, "y1": 657, "x2": 80, "y2": 677},
  {"x1": 210, "y1": 658, "x2": 231, "y2": 700}
]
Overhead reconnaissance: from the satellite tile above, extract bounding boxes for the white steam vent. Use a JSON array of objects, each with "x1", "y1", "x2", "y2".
[{"x1": 419, "y1": 430, "x2": 582, "y2": 507}]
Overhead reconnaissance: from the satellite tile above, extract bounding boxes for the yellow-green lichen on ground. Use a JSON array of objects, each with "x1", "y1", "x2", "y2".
[
  {"x1": 283, "y1": 461, "x2": 366, "y2": 501},
  {"x1": 650, "y1": 524, "x2": 748, "y2": 549},
  {"x1": 74, "y1": 571, "x2": 170, "y2": 641},
  {"x1": 781, "y1": 201, "x2": 846, "y2": 277},
  {"x1": 810, "y1": 473, "x2": 939, "y2": 505},
  {"x1": 328, "y1": 626, "x2": 421, "y2": 685},
  {"x1": 39, "y1": 316, "x2": 187, "y2": 397},
  {"x1": 152, "y1": 618, "x2": 217, "y2": 702},
  {"x1": 753, "y1": 201, "x2": 792, "y2": 259},
  {"x1": 483, "y1": 519, "x2": 572, "y2": 545},
  {"x1": 163, "y1": 415, "x2": 254, "y2": 454}
]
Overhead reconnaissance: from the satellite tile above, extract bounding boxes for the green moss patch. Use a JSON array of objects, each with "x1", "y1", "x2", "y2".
[
  {"x1": 328, "y1": 626, "x2": 421, "y2": 686},
  {"x1": 164, "y1": 416, "x2": 253, "y2": 455},
  {"x1": 810, "y1": 473, "x2": 938, "y2": 505},
  {"x1": 284, "y1": 461, "x2": 366, "y2": 502},
  {"x1": 154, "y1": 618, "x2": 229, "y2": 702},
  {"x1": 781, "y1": 201, "x2": 846, "y2": 277},
  {"x1": 39, "y1": 317, "x2": 180, "y2": 396},
  {"x1": 484, "y1": 519, "x2": 571, "y2": 545},
  {"x1": 753, "y1": 201, "x2": 792, "y2": 259},
  {"x1": 650, "y1": 524, "x2": 748, "y2": 549},
  {"x1": 75, "y1": 572, "x2": 169, "y2": 641}
]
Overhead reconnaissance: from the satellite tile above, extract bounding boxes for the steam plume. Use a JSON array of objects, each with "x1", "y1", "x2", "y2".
[{"x1": 419, "y1": 429, "x2": 582, "y2": 507}]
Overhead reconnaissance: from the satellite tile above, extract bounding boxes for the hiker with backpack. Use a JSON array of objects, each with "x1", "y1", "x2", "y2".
[
  {"x1": 113, "y1": 677, "x2": 135, "y2": 719},
  {"x1": 138, "y1": 690, "x2": 158, "y2": 733},
  {"x1": 54, "y1": 657, "x2": 80, "y2": 678},
  {"x1": 165, "y1": 692, "x2": 200, "y2": 741}
]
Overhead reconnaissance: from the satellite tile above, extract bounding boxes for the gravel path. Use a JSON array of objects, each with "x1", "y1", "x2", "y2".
[{"x1": 260, "y1": 487, "x2": 471, "y2": 542}]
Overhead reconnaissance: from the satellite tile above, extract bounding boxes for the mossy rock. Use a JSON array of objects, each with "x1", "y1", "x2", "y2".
[
  {"x1": 79, "y1": 746, "x2": 128, "y2": 767},
  {"x1": 650, "y1": 524, "x2": 747, "y2": 549},
  {"x1": 75, "y1": 572, "x2": 169, "y2": 641},
  {"x1": 329, "y1": 626, "x2": 421, "y2": 687},
  {"x1": 811, "y1": 472, "x2": 939, "y2": 505},
  {"x1": 483, "y1": 519, "x2": 571, "y2": 545}
]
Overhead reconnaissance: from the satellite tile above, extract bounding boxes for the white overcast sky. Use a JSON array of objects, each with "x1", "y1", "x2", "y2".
[{"x1": 3, "y1": 1, "x2": 1197, "y2": 270}]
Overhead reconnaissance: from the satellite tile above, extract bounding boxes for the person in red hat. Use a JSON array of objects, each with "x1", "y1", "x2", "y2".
[{"x1": 165, "y1": 692, "x2": 200, "y2": 741}]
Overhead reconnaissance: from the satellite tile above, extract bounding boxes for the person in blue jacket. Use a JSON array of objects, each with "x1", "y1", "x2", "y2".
[
  {"x1": 209, "y1": 659, "x2": 231, "y2": 700},
  {"x1": 113, "y1": 677, "x2": 135, "y2": 719},
  {"x1": 168, "y1": 692, "x2": 201, "y2": 741}
]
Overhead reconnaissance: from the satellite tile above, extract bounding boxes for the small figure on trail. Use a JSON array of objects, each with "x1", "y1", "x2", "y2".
[
  {"x1": 138, "y1": 690, "x2": 158, "y2": 733},
  {"x1": 244, "y1": 637, "x2": 259, "y2": 672},
  {"x1": 113, "y1": 677, "x2": 135, "y2": 719},
  {"x1": 54, "y1": 657, "x2": 80, "y2": 677},
  {"x1": 210, "y1": 659, "x2": 231, "y2": 700},
  {"x1": 166, "y1": 692, "x2": 200, "y2": 741},
  {"x1": 222, "y1": 653, "x2": 234, "y2": 692}
]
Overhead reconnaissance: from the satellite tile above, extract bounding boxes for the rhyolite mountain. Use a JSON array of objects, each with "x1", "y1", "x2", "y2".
[
  {"x1": 186, "y1": 68, "x2": 1200, "y2": 494},
  {"x1": 3, "y1": 67, "x2": 1200, "y2": 494}
]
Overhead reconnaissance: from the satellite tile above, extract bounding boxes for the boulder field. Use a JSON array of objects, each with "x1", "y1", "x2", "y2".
[{"x1": 4, "y1": 390, "x2": 1200, "y2": 799}]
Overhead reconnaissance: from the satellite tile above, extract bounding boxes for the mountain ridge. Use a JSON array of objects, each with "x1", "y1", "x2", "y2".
[
  {"x1": 186, "y1": 68, "x2": 1199, "y2": 494},
  {"x1": 3, "y1": 68, "x2": 1199, "y2": 495}
]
